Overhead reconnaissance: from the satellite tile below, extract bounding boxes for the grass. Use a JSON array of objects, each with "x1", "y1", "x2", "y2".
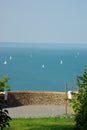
[{"x1": 4, "y1": 115, "x2": 75, "y2": 130}]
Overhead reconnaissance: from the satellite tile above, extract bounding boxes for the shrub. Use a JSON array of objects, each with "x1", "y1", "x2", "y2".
[
  {"x1": 70, "y1": 68, "x2": 87, "y2": 130},
  {"x1": 0, "y1": 76, "x2": 11, "y2": 130}
]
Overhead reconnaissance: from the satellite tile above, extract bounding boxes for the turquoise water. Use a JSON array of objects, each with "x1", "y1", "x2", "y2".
[{"x1": 0, "y1": 43, "x2": 87, "y2": 91}]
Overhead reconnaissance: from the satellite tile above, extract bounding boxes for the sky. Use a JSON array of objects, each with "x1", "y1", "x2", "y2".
[{"x1": 0, "y1": 0, "x2": 87, "y2": 44}]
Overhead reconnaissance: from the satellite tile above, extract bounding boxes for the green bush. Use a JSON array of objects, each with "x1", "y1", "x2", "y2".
[
  {"x1": 0, "y1": 76, "x2": 11, "y2": 130},
  {"x1": 0, "y1": 76, "x2": 10, "y2": 92},
  {"x1": 0, "y1": 106, "x2": 11, "y2": 130},
  {"x1": 70, "y1": 69, "x2": 87, "y2": 130}
]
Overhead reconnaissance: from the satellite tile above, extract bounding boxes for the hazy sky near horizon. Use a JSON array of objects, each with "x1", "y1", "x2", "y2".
[{"x1": 0, "y1": 0, "x2": 87, "y2": 44}]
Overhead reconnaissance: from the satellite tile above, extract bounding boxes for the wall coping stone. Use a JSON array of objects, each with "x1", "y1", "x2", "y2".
[{"x1": 8, "y1": 91, "x2": 66, "y2": 95}]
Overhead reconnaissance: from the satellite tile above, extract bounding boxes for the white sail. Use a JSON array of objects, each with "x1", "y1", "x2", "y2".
[
  {"x1": 3, "y1": 61, "x2": 7, "y2": 65},
  {"x1": 60, "y1": 60, "x2": 63, "y2": 64},
  {"x1": 42, "y1": 64, "x2": 45, "y2": 68},
  {"x1": 9, "y1": 56, "x2": 12, "y2": 60}
]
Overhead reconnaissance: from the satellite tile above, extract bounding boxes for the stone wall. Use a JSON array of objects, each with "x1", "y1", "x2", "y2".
[{"x1": 3, "y1": 91, "x2": 67, "y2": 107}]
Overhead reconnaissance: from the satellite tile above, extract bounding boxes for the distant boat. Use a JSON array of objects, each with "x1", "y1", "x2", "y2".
[
  {"x1": 42, "y1": 64, "x2": 45, "y2": 68},
  {"x1": 9, "y1": 56, "x2": 12, "y2": 60},
  {"x1": 75, "y1": 52, "x2": 79, "y2": 58},
  {"x1": 30, "y1": 54, "x2": 32, "y2": 58},
  {"x1": 77, "y1": 52, "x2": 79, "y2": 56},
  {"x1": 60, "y1": 60, "x2": 63, "y2": 64},
  {"x1": 3, "y1": 60, "x2": 7, "y2": 65}
]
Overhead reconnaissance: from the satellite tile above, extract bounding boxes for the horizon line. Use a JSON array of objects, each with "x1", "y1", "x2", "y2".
[{"x1": 0, "y1": 42, "x2": 87, "y2": 44}]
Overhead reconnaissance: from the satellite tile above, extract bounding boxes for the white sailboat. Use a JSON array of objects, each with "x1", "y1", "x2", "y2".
[
  {"x1": 3, "y1": 60, "x2": 7, "y2": 65},
  {"x1": 60, "y1": 60, "x2": 63, "y2": 64},
  {"x1": 42, "y1": 64, "x2": 45, "y2": 68},
  {"x1": 9, "y1": 56, "x2": 12, "y2": 60}
]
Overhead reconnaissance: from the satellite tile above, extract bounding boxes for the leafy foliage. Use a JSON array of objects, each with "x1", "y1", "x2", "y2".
[
  {"x1": 0, "y1": 76, "x2": 10, "y2": 92},
  {"x1": 0, "y1": 106, "x2": 11, "y2": 130},
  {"x1": 70, "y1": 68, "x2": 87, "y2": 130},
  {"x1": 0, "y1": 76, "x2": 11, "y2": 130}
]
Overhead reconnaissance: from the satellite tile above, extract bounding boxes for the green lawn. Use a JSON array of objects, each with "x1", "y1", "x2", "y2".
[{"x1": 4, "y1": 116, "x2": 75, "y2": 130}]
